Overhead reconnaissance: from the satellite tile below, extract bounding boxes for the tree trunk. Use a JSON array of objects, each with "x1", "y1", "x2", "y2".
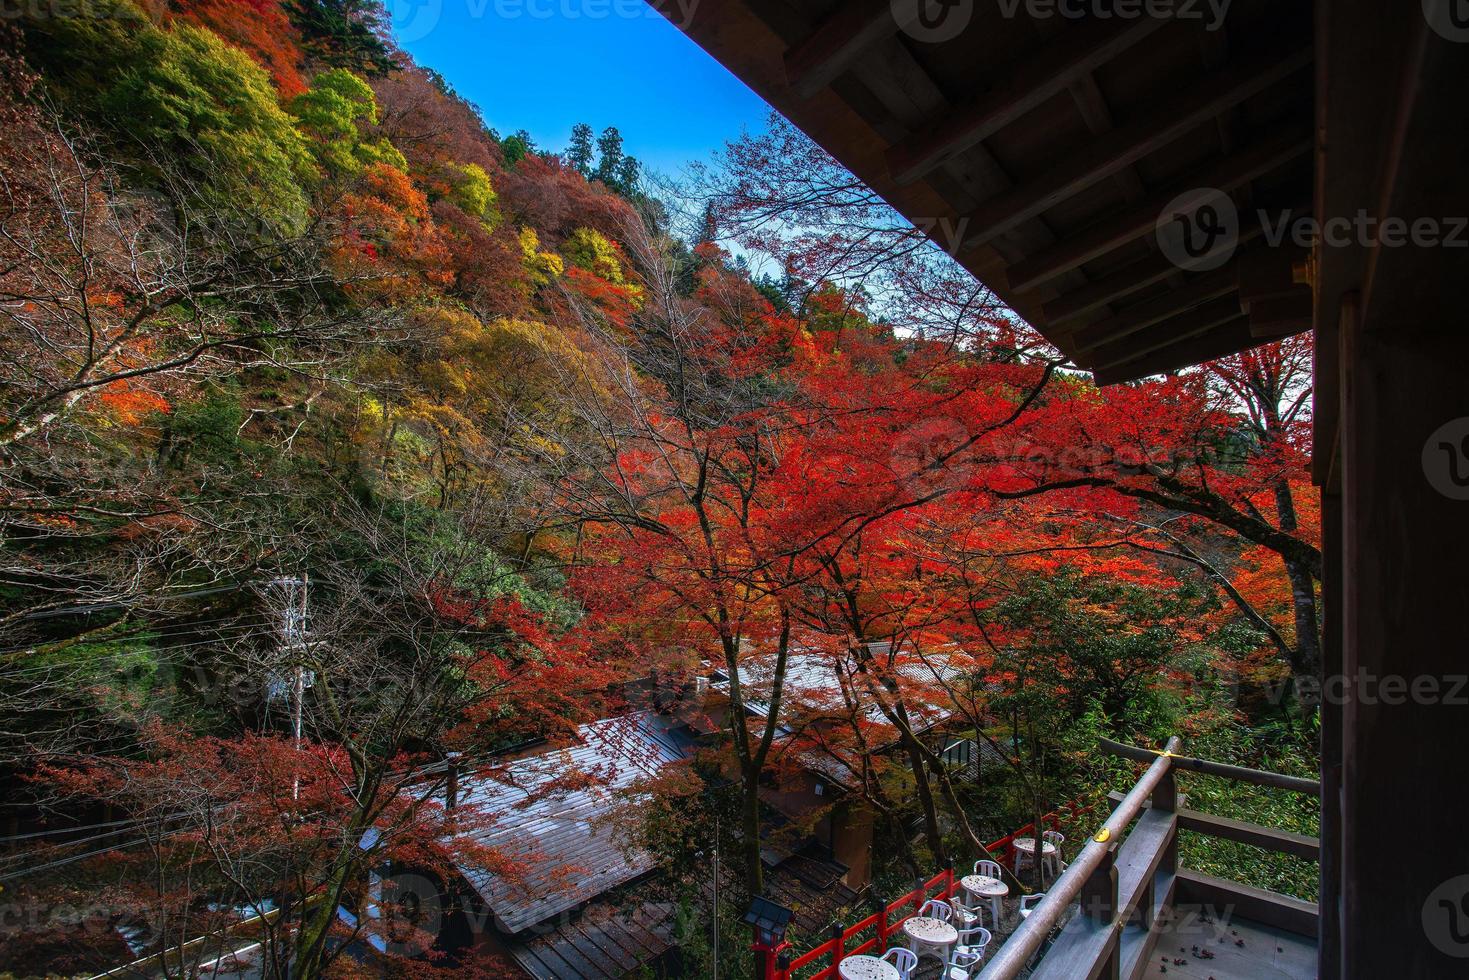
[
  {"x1": 740, "y1": 768, "x2": 764, "y2": 894},
  {"x1": 902, "y1": 734, "x2": 948, "y2": 866},
  {"x1": 1273, "y1": 477, "x2": 1323, "y2": 689}
]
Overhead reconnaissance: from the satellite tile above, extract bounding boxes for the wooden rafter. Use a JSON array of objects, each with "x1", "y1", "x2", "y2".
[
  {"x1": 958, "y1": 46, "x2": 1312, "y2": 249},
  {"x1": 885, "y1": 15, "x2": 1167, "y2": 185},
  {"x1": 1004, "y1": 127, "x2": 1311, "y2": 294},
  {"x1": 1071, "y1": 263, "x2": 1241, "y2": 354},
  {"x1": 1083, "y1": 295, "x2": 1245, "y2": 371},
  {"x1": 784, "y1": 0, "x2": 915, "y2": 99}
]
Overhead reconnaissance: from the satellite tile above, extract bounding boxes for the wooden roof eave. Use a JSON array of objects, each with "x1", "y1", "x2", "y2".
[{"x1": 653, "y1": 0, "x2": 1317, "y2": 384}]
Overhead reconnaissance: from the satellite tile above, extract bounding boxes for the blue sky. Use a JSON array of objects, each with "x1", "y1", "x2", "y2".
[{"x1": 387, "y1": 0, "x2": 776, "y2": 176}]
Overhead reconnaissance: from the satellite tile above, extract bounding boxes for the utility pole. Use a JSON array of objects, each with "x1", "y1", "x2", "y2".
[
  {"x1": 269, "y1": 574, "x2": 312, "y2": 801},
  {"x1": 712, "y1": 811, "x2": 719, "y2": 980}
]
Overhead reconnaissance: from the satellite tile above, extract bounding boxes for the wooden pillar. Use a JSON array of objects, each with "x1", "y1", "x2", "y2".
[
  {"x1": 1338, "y1": 291, "x2": 1469, "y2": 976},
  {"x1": 1316, "y1": 4, "x2": 1469, "y2": 975},
  {"x1": 1318, "y1": 478, "x2": 1343, "y2": 980}
]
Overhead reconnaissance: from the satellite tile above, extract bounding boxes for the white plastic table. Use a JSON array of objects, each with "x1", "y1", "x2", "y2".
[
  {"x1": 902, "y1": 914, "x2": 959, "y2": 963},
  {"x1": 1011, "y1": 836, "x2": 1057, "y2": 874},
  {"x1": 960, "y1": 873, "x2": 1009, "y2": 926},
  {"x1": 837, "y1": 954, "x2": 900, "y2": 980}
]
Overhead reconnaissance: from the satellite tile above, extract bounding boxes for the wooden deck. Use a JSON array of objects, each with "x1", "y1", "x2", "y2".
[
  {"x1": 897, "y1": 901, "x2": 1316, "y2": 980},
  {"x1": 1137, "y1": 908, "x2": 1317, "y2": 980}
]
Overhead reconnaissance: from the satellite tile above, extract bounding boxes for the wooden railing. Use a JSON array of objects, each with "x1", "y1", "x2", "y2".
[
  {"x1": 769, "y1": 796, "x2": 1098, "y2": 980},
  {"x1": 977, "y1": 736, "x2": 1321, "y2": 980}
]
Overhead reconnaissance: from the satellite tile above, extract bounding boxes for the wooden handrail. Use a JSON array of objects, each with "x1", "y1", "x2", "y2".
[
  {"x1": 977, "y1": 736, "x2": 1182, "y2": 978},
  {"x1": 1106, "y1": 790, "x2": 1321, "y2": 860},
  {"x1": 1098, "y1": 737, "x2": 1320, "y2": 796}
]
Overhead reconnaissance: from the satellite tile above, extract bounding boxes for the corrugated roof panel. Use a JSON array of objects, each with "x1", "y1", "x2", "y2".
[{"x1": 453, "y1": 711, "x2": 693, "y2": 934}]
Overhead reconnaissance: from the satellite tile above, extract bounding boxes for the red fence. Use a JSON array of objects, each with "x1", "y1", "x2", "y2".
[{"x1": 767, "y1": 796, "x2": 1097, "y2": 980}]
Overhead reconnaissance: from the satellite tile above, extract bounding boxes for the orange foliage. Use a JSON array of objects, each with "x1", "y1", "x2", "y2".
[
  {"x1": 98, "y1": 381, "x2": 171, "y2": 424},
  {"x1": 330, "y1": 163, "x2": 454, "y2": 301}
]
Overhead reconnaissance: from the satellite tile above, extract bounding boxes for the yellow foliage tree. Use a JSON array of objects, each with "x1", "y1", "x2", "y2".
[{"x1": 518, "y1": 227, "x2": 564, "y2": 286}]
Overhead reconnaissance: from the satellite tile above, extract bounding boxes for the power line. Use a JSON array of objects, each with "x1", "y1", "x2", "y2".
[
  {"x1": 8, "y1": 584, "x2": 257, "y2": 623},
  {"x1": 0, "y1": 814, "x2": 154, "y2": 843},
  {"x1": 0, "y1": 615, "x2": 271, "y2": 657},
  {"x1": 1, "y1": 626, "x2": 274, "y2": 680}
]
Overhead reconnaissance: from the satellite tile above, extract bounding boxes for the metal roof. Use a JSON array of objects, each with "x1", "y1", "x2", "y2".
[
  {"x1": 710, "y1": 643, "x2": 963, "y2": 736},
  {"x1": 453, "y1": 711, "x2": 695, "y2": 934}
]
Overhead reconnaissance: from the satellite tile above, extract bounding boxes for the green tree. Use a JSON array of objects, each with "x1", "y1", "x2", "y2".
[
  {"x1": 20, "y1": 4, "x2": 314, "y2": 231},
  {"x1": 614, "y1": 154, "x2": 641, "y2": 194},
  {"x1": 500, "y1": 128, "x2": 535, "y2": 166},
  {"x1": 562, "y1": 227, "x2": 630, "y2": 285},
  {"x1": 566, "y1": 122, "x2": 595, "y2": 176},
  {"x1": 449, "y1": 162, "x2": 499, "y2": 223},
  {"x1": 285, "y1": 0, "x2": 393, "y2": 75},
  {"x1": 594, "y1": 125, "x2": 624, "y2": 185},
  {"x1": 290, "y1": 68, "x2": 407, "y2": 178}
]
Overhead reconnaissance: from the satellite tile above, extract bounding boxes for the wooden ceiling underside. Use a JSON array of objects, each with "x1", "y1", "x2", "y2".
[{"x1": 656, "y1": 0, "x2": 1316, "y2": 383}]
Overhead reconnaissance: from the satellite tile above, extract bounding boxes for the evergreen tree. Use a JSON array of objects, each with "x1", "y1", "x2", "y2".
[
  {"x1": 696, "y1": 202, "x2": 718, "y2": 248},
  {"x1": 285, "y1": 0, "x2": 393, "y2": 75},
  {"x1": 594, "y1": 126, "x2": 624, "y2": 185},
  {"x1": 567, "y1": 122, "x2": 594, "y2": 177},
  {"x1": 501, "y1": 129, "x2": 535, "y2": 166},
  {"x1": 614, "y1": 155, "x2": 641, "y2": 194}
]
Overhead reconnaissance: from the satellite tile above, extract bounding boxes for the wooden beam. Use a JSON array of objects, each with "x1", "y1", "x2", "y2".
[
  {"x1": 1092, "y1": 318, "x2": 1266, "y2": 385},
  {"x1": 1084, "y1": 297, "x2": 1245, "y2": 370},
  {"x1": 783, "y1": 0, "x2": 916, "y2": 99},
  {"x1": 1248, "y1": 292, "x2": 1312, "y2": 337},
  {"x1": 1042, "y1": 224, "x2": 1266, "y2": 327},
  {"x1": 1180, "y1": 810, "x2": 1319, "y2": 861},
  {"x1": 1237, "y1": 241, "x2": 1309, "y2": 307},
  {"x1": 1099, "y1": 738, "x2": 1321, "y2": 794},
  {"x1": 1005, "y1": 126, "x2": 1311, "y2": 294},
  {"x1": 960, "y1": 46, "x2": 1312, "y2": 248},
  {"x1": 1043, "y1": 250, "x2": 1183, "y2": 327},
  {"x1": 1071, "y1": 263, "x2": 1240, "y2": 354},
  {"x1": 885, "y1": 15, "x2": 1167, "y2": 185}
]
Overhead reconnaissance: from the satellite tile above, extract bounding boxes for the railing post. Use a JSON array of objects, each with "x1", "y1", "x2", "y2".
[
  {"x1": 871, "y1": 894, "x2": 888, "y2": 951},
  {"x1": 1079, "y1": 845, "x2": 1121, "y2": 980},
  {"x1": 1151, "y1": 766, "x2": 1177, "y2": 813},
  {"x1": 1144, "y1": 765, "x2": 1178, "y2": 930},
  {"x1": 830, "y1": 922, "x2": 845, "y2": 970},
  {"x1": 776, "y1": 951, "x2": 791, "y2": 980},
  {"x1": 913, "y1": 877, "x2": 925, "y2": 916},
  {"x1": 945, "y1": 859, "x2": 955, "y2": 899}
]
